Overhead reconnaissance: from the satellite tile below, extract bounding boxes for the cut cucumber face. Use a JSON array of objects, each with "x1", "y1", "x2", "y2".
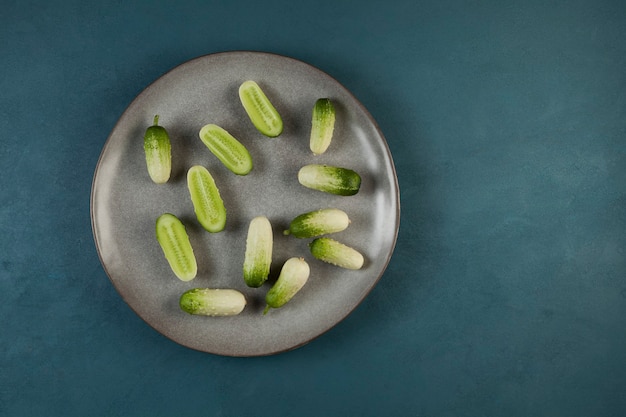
[
  {"x1": 198, "y1": 124, "x2": 253, "y2": 176},
  {"x1": 179, "y1": 288, "x2": 246, "y2": 316},
  {"x1": 187, "y1": 165, "x2": 227, "y2": 233},
  {"x1": 284, "y1": 208, "x2": 350, "y2": 239},
  {"x1": 297, "y1": 164, "x2": 361, "y2": 196},
  {"x1": 155, "y1": 213, "x2": 198, "y2": 281},
  {"x1": 143, "y1": 115, "x2": 172, "y2": 184},
  {"x1": 239, "y1": 80, "x2": 283, "y2": 137},
  {"x1": 309, "y1": 98, "x2": 336, "y2": 155},
  {"x1": 309, "y1": 237, "x2": 364, "y2": 270},
  {"x1": 243, "y1": 216, "x2": 273, "y2": 288}
]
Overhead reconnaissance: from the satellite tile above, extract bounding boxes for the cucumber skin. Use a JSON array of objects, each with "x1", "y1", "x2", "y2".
[
  {"x1": 310, "y1": 98, "x2": 336, "y2": 155},
  {"x1": 198, "y1": 124, "x2": 253, "y2": 176},
  {"x1": 264, "y1": 258, "x2": 310, "y2": 313},
  {"x1": 239, "y1": 80, "x2": 283, "y2": 138},
  {"x1": 297, "y1": 164, "x2": 361, "y2": 196},
  {"x1": 155, "y1": 213, "x2": 197, "y2": 281},
  {"x1": 285, "y1": 208, "x2": 350, "y2": 239},
  {"x1": 144, "y1": 115, "x2": 171, "y2": 184},
  {"x1": 243, "y1": 216, "x2": 273, "y2": 288},
  {"x1": 179, "y1": 288, "x2": 246, "y2": 316},
  {"x1": 187, "y1": 166, "x2": 227, "y2": 233},
  {"x1": 309, "y1": 238, "x2": 364, "y2": 270}
]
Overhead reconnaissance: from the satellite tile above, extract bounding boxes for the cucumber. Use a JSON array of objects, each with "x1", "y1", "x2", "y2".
[
  {"x1": 187, "y1": 165, "x2": 227, "y2": 233},
  {"x1": 198, "y1": 124, "x2": 253, "y2": 176},
  {"x1": 297, "y1": 164, "x2": 361, "y2": 196},
  {"x1": 143, "y1": 115, "x2": 171, "y2": 184},
  {"x1": 263, "y1": 257, "x2": 310, "y2": 314},
  {"x1": 309, "y1": 98, "x2": 336, "y2": 155},
  {"x1": 284, "y1": 208, "x2": 350, "y2": 239},
  {"x1": 239, "y1": 80, "x2": 283, "y2": 137},
  {"x1": 243, "y1": 216, "x2": 273, "y2": 288},
  {"x1": 155, "y1": 213, "x2": 197, "y2": 281},
  {"x1": 309, "y1": 237, "x2": 364, "y2": 270},
  {"x1": 179, "y1": 288, "x2": 246, "y2": 316}
]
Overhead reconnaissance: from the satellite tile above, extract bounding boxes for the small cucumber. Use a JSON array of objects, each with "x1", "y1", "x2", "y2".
[
  {"x1": 298, "y1": 164, "x2": 361, "y2": 196},
  {"x1": 284, "y1": 208, "x2": 350, "y2": 239},
  {"x1": 187, "y1": 165, "x2": 227, "y2": 233},
  {"x1": 179, "y1": 288, "x2": 246, "y2": 316},
  {"x1": 309, "y1": 98, "x2": 336, "y2": 155},
  {"x1": 243, "y1": 216, "x2": 273, "y2": 288},
  {"x1": 143, "y1": 115, "x2": 171, "y2": 184},
  {"x1": 239, "y1": 80, "x2": 283, "y2": 137},
  {"x1": 156, "y1": 213, "x2": 197, "y2": 281},
  {"x1": 263, "y1": 257, "x2": 310, "y2": 314},
  {"x1": 309, "y1": 237, "x2": 364, "y2": 270},
  {"x1": 198, "y1": 124, "x2": 253, "y2": 176}
]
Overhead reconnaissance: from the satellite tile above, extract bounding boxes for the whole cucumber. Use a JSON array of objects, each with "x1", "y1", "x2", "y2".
[
  {"x1": 243, "y1": 216, "x2": 273, "y2": 288},
  {"x1": 284, "y1": 208, "x2": 350, "y2": 239},
  {"x1": 143, "y1": 115, "x2": 172, "y2": 184},
  {"x1": 264, "y1": 257, "x2": 310, "y2": 314},
  {"x1": 309, "y1": 98, "x2": 336, "y2": 155},
  {"x1": 298, "y1": 164, "x2": 361, "y2": 196},
  {"x1": 179, "y1": 288, "x2": 246, "y2": 316},
  {"x1": 309, "y1": 237, "x2": 364, "y2": 270}
]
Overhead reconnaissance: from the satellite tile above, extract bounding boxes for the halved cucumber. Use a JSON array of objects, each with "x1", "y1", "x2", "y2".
[
  {"x1": 298, "y1": 164, "x2": 361, "y2": 196},
  {"x1": 239, "y1": 80, "x2": 283, "y2": 137},
  {"x1": 187, "y1": 165, "x2": 227, "y2": 233},
  {"x1": 284, "y1": 208, "x2": 350, "y2": 238},
  {"x1": 309, "y1": 237, "x2": 364, "y2": 270},
  {"x1": 198, "y1": 124, "x2": 253, "y2": 176},
  {"x1": 243, "y1": 216, "x2": 273, "y2": 288},
  {"x1": 155, "y1": 213, "x2": 197, "y2": 281},
  {"x1": 179, "y1": 288, "x2": 246, "y2": 316},
  {"x1": 309, "y1": 98, "x2": 336, "y2": 155},
  {"x1": 263, "y1": 257, "x2": 310, "y2": 314},
  {"x1": 143, "y1": 115, "x2": 171, "y2": 184}
]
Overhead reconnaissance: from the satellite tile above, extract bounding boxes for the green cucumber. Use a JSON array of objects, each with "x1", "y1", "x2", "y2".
[
  {"x1": 198, "y1": 124, "x2": 253, "y2": 176},
  {"x1": 187, "y1": 165, "x2": 227, "y2": 233},
  {"x1": 284, "y1": 208, "x2": 350, "y2": 238},
  {"x1": 263, "y1": 257, "x2": 310, "y2": 314},
  {"x1": 143, "y1": 115, "x2": 171, "y2": 184},
  {"x1": 309, "y1": 98, "x2": 336, "y2": 155},
  {"x1": 239, "y1": 80, "x2": 283, "y2": 137},
  {"x1": 179, "y1": 288, "x2": 246, "y2": 316},
  {"x1": 309, "y1": 237, "x2": 364, "y2": 270},
  {"x1": 297, "y1": 164, "x2": 361, "y2": 196},
  {"x1": 156, "y1": 213, "x2": 197, "y2": 281},
  {"x1": 243, "y1": 216, "x2": 273, "y2": 288}
]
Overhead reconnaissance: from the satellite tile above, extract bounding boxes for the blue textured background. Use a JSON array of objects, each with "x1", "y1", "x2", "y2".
[{"x1": 1, "y1": 0, "x2": 625, "y2": 416}]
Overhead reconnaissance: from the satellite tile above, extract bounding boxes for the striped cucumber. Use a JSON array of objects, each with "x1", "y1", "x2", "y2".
[
  {"x1": 309, "y1": 98, "x2": 336, "y2": 155},
  {"x1": 239, "y1": 80, "x2": 283, "y2": 137},
  {"x1": 179, "y1": 288, "x2": 246, "y2": 316},
  {"x1": 156, "y1": 213, "x2": 197, "y2": 281},
  {"x1": 298, "y1": 164, "x2": 361, "y2": 196},
  {"x1": 284, "y1": 208, "x2": 350, "y2": 239},
  {"x1": 243, "y1": 216, "x2": 273, "y2": 288},
  {"x1": 309, "y1": 237, "x2": 364, "y2": 270},
  {"x1": 143, "y1": 115, "x2": 171, "y2": 184},
  {"x1": 263, "y1": 257, "x2": 310, "y2": 314},
  {"x1": 198, "y1": 124, "x2": 253, "y2": 176},
  {"x1": 187, "y1": 165, "x2": 227, "y2": 233}
]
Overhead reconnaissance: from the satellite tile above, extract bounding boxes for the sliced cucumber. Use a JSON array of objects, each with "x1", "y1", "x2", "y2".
[
  {"x1": 243, "y1": 216, "x2": 273, "y2": 288},
  {"x1": 198, "y1": 124, "x2": 253, "y2": 176},
  {"x1": 155, "y1": 213, "x2": 197, "y2": 281},
  {"x1": 298, "y1": 164, "x2": 361, "y2": 196},
  {"x1": 143, "y1": 115, "x2": 171, "y2": 184},
  {"x1": 264, "y1": 257, "x2": 310, "y2": 314},
  {"x1": 309, "y1": 237, "x2": 364, "y2": 270},
  {"x1": 179, "y1": 288, "x2": 246, "y2": 316},
  {"x1": 187, "y1": 165, "x2": 227, "y2": 233},
  {"x1": 284, "y1": 208, "x2": 350, "y2": 239},
  {"x1": 239, "y1": 80, "x2": 283, "y2": 137},
  {"x1": 309, "y1": 98, "x2": 336, "y2": 155}
]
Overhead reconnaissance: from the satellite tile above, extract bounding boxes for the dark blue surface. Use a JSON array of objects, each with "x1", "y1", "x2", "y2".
[{"x1": 1, "y1": 0, "x2": 625, "y2": 415}]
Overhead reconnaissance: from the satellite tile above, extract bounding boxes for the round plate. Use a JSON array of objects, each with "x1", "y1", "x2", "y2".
[{"x1": 91, "y1": 51, "x2": 400, "y2": 356}]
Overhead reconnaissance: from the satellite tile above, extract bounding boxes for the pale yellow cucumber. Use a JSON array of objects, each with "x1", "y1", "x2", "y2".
[
  {"x1": 284, "y1": 208, "x2": 350, "y2": 238},
  {"x1": 309, "y1": 237, "x2": 364, "y2": 270},
  {"x1": 179, "y1": 288, "x2": 246, "y2": 316},
  {"x1": 263, "y1": 257, "x2": 310, "y2": 314},
  {"x1": 243, "y1": 216, "x2": 273, "y2": 288}
]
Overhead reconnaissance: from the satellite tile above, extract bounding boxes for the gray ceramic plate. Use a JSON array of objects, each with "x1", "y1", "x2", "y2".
[{"x1": 91, "y1": 51, "x2": 399, "y2": 356}]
